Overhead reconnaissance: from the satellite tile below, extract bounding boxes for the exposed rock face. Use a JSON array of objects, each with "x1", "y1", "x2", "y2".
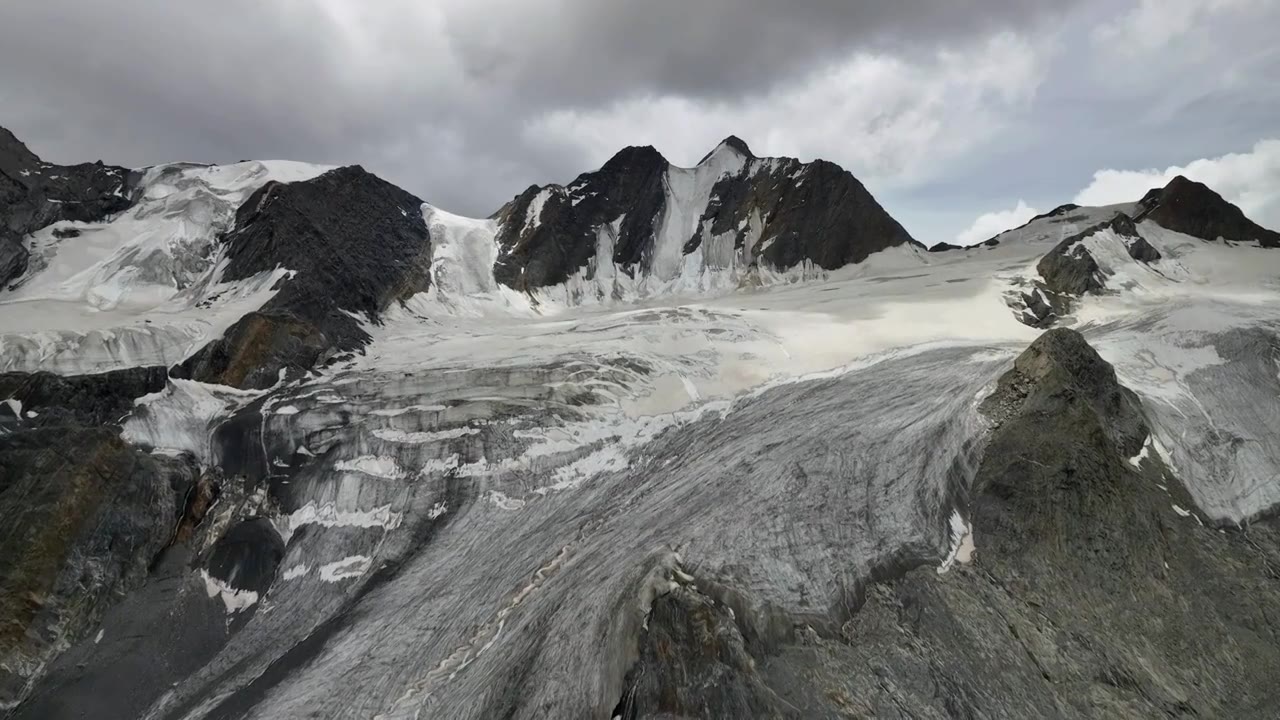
[
  {"x1": 177, "y1": 166, "x2": 433, "y2": 388},
  {"x1": 494, "y1": 145, "x2": 669, "y2": 289},
  {"x1": 1139, "y1": 175, "x2": 1280, "y2": 247},
  {"x1": 1019, "y1": 213, "x2": 1149, "y2": 327},
  {"x1": 1037, "y1": 214, "x2": 1138, "y2": 298},
  {"x1": 9, "y1": 546, "x2": 236, "y2": 720},
  {"x1": 493, "y1": 137, "x2": 915, "y2": 291},
  {"x1": 617, "y1": 587, "x2": 797, "y2": 719},
  {"x1": 0, "y1": 367, "x2": 169, "y2": 428},
  {"x1": 681, "y1": 328, "x2": 1280, "y2": 718},
  {"x1": 0, "y1": 126, "x2": 139, "y2": 286},
  {"x1": 0, "y1": 426, "x2": 198, "y2": 707},
  {"x1": 1125, "y1": 234, "x2": 1161, "y2": 262}
]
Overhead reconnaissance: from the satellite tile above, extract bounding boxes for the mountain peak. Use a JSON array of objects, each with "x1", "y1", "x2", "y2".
[
  {"x1": 599, "y1": 144, "x2": 669, "y2": 174},
  {"x1": 1139, "y1": 174, "x2": 1280, "y2": 247},
  {"x1": 698, "y1": 135, "x2": 754, "y2": 165},
  {"x1": 0, "y1": 124, "x2": 41, "y2": 176}
]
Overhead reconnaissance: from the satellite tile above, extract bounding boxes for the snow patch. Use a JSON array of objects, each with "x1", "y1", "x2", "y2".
[
  {"x1": 282, "y1": 503, "x2": 403, "y2": 540},
  {"x1": 372, "y1": 426, "x2": 478, "y2": 443},
  {"x1": 334, "y1": 455, "x2": 407, "y2": 479},
  {"x1": 199, "y1": 570, "x2": 259, "y2": 614},
  {"x1": 123, "y1": 379, "x2": 266, "y2": 463},
  {"x1": 937, "y1": 510, "x2": 976, "y2": 574},
  {"x1": 319, "y1": 556, "x2": 372, "y2": 583}
]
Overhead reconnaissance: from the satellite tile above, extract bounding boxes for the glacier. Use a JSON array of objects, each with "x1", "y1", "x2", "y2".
[{"x1": 3, "y1": 130, "x2": 1280, "y2": 718}]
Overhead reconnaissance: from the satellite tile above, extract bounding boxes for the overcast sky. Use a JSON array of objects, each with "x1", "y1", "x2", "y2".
[{"x1": 1, "y1": 0, "x2": 1276, "y2": 245}]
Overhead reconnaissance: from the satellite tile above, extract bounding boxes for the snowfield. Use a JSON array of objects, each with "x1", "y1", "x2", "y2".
[{"x1": 0, "y1": 160, "x2": 331, "y2": 374}]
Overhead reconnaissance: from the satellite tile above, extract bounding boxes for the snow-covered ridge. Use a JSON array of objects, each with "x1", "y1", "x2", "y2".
[
  {"x1": 0, "y1": 160, "x2": 332, "y2": 373},
  {"x1": 407, "y1": 141, "x2": 831, "y2": 316}
]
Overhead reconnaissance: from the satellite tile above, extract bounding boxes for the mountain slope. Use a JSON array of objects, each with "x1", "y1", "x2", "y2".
[
  {"x1": 0, "y1": 128, "x2": 137, "y2": 286},
  {"x1": 3, "y1": 126, "x2": 1280, "y2": 718}
]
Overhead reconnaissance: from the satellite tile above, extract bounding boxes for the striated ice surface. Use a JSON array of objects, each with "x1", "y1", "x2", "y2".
[{"x1": 11, "y1": 179, "x2": 1280, "y2": 716}]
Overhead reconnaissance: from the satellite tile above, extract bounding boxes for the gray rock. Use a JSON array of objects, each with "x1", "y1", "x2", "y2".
[
  {"x1": 1020, "y1": 213, "x2": 1143, "y2": 327},
  {"x1": 0, "y1": 426, "x2": 198, "y2": 708}
]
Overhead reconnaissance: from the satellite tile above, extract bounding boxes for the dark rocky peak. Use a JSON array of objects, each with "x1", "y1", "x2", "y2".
[
  {"x1": 494, "y1": 145, "x2": 673, "y2": 290},
  {"x1": 598, "y1": 144, "x2": 669, "y2": 176},
  {"x1": 697, "y1": 135, "x2": 754, "y2": 164},
  {"x1": 1137, "y1": 174, "x2": 1280, "y2": 247},
  {"x1": 0, "y1": 126, "x2": 41, "y2": 179},
  {"x1": 220, "y1": 165, "x2": 430, "y2": 310},
  {"x1": 982, "y1": 327, "x2": 1146, "y2": 455},
  {"x1": 1026, "y1": 203, "x2": 1081, "y2": 225},
  {"x1": 493, "y1": 136, "x2": 916, "y2": 293},
  {"x1": 177, "y1": 165, "x2": 433, "y2": 388}
]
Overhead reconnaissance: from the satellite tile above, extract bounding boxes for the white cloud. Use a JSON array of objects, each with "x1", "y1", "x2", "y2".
[
  {"x1": 1093, "y1": 0, "x2": 1269, "y2": 52},
  {"x1": 954, "y1": 200, "x2": 1041, "y2": 245},
  {"x1": 1073, "y1": 139, "x2": 1280, "y2": 228},
  {"x1": 523, "y1": 33, "x2": 1046, "y2": 189},
  {"x1": 957, "y1": 138, "x2": 1280, "y2": 245}
]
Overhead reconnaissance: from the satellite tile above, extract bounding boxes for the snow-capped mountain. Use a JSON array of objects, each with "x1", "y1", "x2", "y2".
[{"x1": 3, "y1": 125, "x2": 1280, "y2": 719}]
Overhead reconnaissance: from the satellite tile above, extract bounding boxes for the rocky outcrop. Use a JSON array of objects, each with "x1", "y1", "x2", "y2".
[
  {"x1": 693, "y1": 148, "x2": 914, "y2": 271},
  {"x1": 1019, "y1": 213, "x2": 1147, "y2": 327},
  {"x1": 928, "y1": 236, "x2": 1000, "y2": 252},
  {"x1": 177, "y1": 166, "x2": 433, "y2": 388},
  {"x1": 0, "y1": 366, "x2": 169, "y2": 428},
  {"x1": 611, "y1": 330, "x2": 1280, "y2": 718},
  {"x1": 1125, "y1": 234, "x2": 1161, "y2": 262},
  {"x1": 747, "y1": 329, "x2": 1280, "y2": 718},
  {"x1": 616, "y1": 587, "x2": 797, "y2": 719},
  {"x1": 1037, "y1": 214, "x2": 1139, "y2": 297},
  {"x1": 0, "y1": 426, "x2": 198, "y2": 707},
  {"x1": 493, "y1": 137, "x2": 915, "y2": 291},
  {"x1": 1138, "y1": 175, "x2": 1280, "y2": 247},
  {"x1": 0, "y1": 126, "x2": 139, "y2": 287}
]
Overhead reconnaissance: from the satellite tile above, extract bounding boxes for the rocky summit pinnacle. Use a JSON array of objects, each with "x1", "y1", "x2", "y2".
[{"x1": 698, "y1": 135, "x2": 755, "y2": 163}]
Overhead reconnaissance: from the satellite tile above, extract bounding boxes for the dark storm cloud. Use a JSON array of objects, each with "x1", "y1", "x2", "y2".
[
  {"x1": 442, "y1": 0, "x2": 1074, "y2": 104},
  {"x1": 0, "y1": 0, "x2": 1074, "y2": 217},
  {"x1": 0, "y1": 0, "x2": 1276, "y2": 241}
]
